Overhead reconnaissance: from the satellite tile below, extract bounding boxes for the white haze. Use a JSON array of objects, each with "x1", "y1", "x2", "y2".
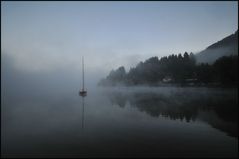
[
  {"x1": 196, "y1": 45, "x2": 238, "y2": 64},
  {"x1": 1, "y1": 1, "x2": 238, "y2": 93}
]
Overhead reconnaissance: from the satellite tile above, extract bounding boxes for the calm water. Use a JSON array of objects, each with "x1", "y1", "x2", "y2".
[{"x1": 1, "y1": 86, "x2": 238, "y2": 158}]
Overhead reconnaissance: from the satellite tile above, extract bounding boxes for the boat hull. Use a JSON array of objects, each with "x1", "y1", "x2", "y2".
[{"x1": 79, "y1": 91, "x2": 87, "y2": 97}]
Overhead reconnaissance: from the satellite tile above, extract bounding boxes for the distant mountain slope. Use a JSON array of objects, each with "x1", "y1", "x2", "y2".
[{"x1": 196, "y1": 30, "x2": 238, "y2": 64}]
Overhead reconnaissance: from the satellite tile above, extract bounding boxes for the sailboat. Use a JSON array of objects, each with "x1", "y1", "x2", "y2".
[{"x1": 79, "y1": 57, "x2": 87, "y2": 97}]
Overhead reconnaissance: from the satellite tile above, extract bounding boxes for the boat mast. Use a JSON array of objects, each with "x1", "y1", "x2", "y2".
[{"x1": 82, "y1": 56, "x2": 84, "y2": 91}]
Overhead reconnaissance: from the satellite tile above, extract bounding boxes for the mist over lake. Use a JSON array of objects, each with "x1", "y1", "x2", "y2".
[
  {"x1": 2, "y1": 56, "x2": 238, "y2": 157},
  {"x1": 1, "y1": 1, "x2": 238, "y2": 158},
  {"x1": 2, "y1": 86, "x2": 238, "y2": 157}
]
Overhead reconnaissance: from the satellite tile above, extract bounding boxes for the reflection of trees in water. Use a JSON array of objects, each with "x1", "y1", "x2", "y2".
[
  {"x1": 107, "y1": 90, "x2": 238, "y2": 137},
  {"x1": 129, "y1": 93, "x2": 200, "y2": 122},
  {"x1": 108, "y1": 91, "x2": 204, "y2": 122},
  {"x1": 199, "y1": 98, "x2": 238, "y2": 138},
  {"x1": 109, "y1": 93, "x2": 127, "y2": 108}
]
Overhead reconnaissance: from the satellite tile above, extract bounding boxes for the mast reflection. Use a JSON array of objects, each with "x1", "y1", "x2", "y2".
[{"x1": 81, "y1": 96, "x2": 85, "y2": 130}]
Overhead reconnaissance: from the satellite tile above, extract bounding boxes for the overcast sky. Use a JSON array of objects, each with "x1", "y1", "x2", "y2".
[{"x1": 1, "y1": 1, "x2": 238, "y2": 75}]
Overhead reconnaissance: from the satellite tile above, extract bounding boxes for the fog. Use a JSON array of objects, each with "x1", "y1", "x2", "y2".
[
  {"x1": 2, "y1": 1, "x2": 238, "y2": 76},
  {"x1": 1, "y1": 53, "x2": 102, "y2": 97},
  {"x1": 2, "y1": 52, "x2": 238, "y2": 158},
  {"x1": 2, "y1": 2, "x2": 238, "y2": 158},
  {"x1": 196, "y1": 44, "x2": 238, "y2": 64}
]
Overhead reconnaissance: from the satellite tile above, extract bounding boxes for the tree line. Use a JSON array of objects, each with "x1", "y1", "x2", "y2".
[{"x1": 98, "y1": 52, "x2": 238, "y2": 86}]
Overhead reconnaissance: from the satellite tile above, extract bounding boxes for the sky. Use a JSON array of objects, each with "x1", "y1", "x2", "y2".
[{"x1": 1, "y1": 1, "x2": 238, "y2": 77}]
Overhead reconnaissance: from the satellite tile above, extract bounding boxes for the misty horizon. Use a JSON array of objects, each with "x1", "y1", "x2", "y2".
[
  {"x1": 1, "y1": 1, "x2": 238, "y2": 158},
  {"x1": 2, "y1": 1, "x2": 238, "y2": 77}
]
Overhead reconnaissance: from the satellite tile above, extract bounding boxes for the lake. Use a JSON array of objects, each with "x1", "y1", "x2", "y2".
[{"x1": 1, "y1": 86, "x2": 238, "y2": 158}]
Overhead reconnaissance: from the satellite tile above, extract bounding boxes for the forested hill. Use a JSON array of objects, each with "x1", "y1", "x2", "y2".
[
  {"x1": 99, "y1": 31, "x2": 238, "y2": 87},
  {"x1": 196, "y1": 30, "x2": 238, "y2": 64},
  {"x1": 98, "y1": 53, "x2": 238, "y2": 87}
]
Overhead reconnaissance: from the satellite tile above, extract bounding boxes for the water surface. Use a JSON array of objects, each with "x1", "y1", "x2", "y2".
[{"x1": 1, "y1": 86, "x2": 238, "y2": 158}]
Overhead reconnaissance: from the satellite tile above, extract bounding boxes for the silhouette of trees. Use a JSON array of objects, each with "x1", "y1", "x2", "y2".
[
  {"x1": 213, "y1": 55, "x2": 238, "y2": 85},
  {"x1": 98, "y1": 53, "x2": 238, "y2": 87},
  {"x1": 195, "y1": 63, "x2": 214, "y2": 84},
  {"x1": 98, "y1": 66, "x2": 126, "y2": 86},
  {"x1": 107, "y1": 66, "x2": 126, "y2": 82}
]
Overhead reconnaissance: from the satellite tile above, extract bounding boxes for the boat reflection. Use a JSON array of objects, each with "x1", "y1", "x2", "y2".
[{"x1": 80, "y1": 96, "x2": 85, "y2": 130}]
